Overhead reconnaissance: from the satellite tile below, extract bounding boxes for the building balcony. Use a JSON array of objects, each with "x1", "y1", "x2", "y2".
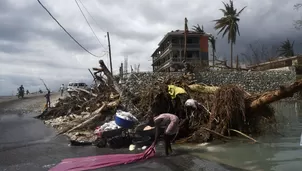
[
  {"x1": 153, "y1": 43, "x2": 200, "y2": 60},
  {"x1": 171, "y1": 43, "x2": 200, "y2": 49},
  {"x1": 154, "y1": 58, "x2": 173, "y2": 72}
]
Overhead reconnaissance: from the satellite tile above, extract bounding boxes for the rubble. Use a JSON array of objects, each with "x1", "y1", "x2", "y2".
[{"x1": 36, "y1": 60, "x2": 302, "y2": 144}]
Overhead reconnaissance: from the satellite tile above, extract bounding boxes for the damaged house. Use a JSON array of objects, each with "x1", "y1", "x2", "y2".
[{"x1": 151, "y1": 30, "x2": 210, "y2": 72}]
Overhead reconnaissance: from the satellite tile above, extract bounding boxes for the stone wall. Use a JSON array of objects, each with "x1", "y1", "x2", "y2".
[
  {"x1": 195, "y1": 68, "x2": 296, "y2": 93},
  {"x1": 123, "y1": 67, "x2": 296, "y2": 94}
]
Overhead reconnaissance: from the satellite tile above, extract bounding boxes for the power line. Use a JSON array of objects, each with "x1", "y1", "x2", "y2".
[
  {"x1": 37, "y1": 0, "x2": 106, "y2": 58},
  {"x1": 74, "y1": 0, "x2": 106, "y2": 50},
  {"x1": 77, "y1": 0, "x2": 106, "y2": 32}
]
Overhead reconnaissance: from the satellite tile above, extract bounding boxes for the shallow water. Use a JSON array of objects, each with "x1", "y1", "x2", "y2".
[
  {"x1": 180, "y1": 101, "x2": 302, "y2": 171},
  {"x1": 0, "y1": 101, "x2": 301, "y2": 170},
  {"x1": 0, "y1": 112, "x2": 237, "y2": 171}
]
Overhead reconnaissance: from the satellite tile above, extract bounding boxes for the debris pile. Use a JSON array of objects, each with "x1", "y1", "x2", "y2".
[{"x1": 37, "y1": 60, "x2": 302, "y2": 144}]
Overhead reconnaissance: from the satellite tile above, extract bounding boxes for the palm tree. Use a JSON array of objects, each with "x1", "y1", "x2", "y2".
[
  {"x1": 192, "y1": 24, "x2": 217, "y2": 67},
  {"x1": 214, "y1": 0, "x2": 246, "y2": 68},
  {"x1": 278, "y1": 39, "x2": 295, "y2": 57},
  {"x1": 192, "y1": 24, "x2": 205, "y2": 34}
]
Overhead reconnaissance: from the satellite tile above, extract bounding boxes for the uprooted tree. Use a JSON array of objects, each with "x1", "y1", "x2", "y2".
[{"x1": 37, "y1": 60, "x2": 302, "y2": 143}]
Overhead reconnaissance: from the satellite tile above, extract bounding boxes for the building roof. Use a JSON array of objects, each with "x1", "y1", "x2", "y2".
[{"x1": 158, "y1": 30, "x2": 211, "y2": 46}]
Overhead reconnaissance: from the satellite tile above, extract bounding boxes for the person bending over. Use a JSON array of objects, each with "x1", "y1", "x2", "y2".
[{"x1": 153, "y1": 113, "x2": 179, "y2": 156}]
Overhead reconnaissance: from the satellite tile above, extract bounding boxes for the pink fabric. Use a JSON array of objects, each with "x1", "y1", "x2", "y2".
[
  {"x1": 154, "y1": 113, "x2": 179, "y2": 135},
  {"x1": 49, "y1": 145, "x2": 156, "y2": 171}
]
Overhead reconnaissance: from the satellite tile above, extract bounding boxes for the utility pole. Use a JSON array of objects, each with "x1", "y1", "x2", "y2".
[
  {"x1": 184, "y1": 18, "x2": 188, "y2": 61},
  {"x1": 107, "y1": 32, "x2": 113, "y2": 75}
]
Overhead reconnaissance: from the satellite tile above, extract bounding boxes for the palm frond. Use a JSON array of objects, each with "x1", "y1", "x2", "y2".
[
  {"x1": 192, "y1": 24, "x2": 205, "y2": 33},
  {"x1": 214, "y1": 0, "x2": 246, "y2": 44},
  {"x1": 237, "y1": 6, "x2": 247, "y2": 16},
  {"x1": 277, "y1": 39, "x2": 295, "y2": 57}
]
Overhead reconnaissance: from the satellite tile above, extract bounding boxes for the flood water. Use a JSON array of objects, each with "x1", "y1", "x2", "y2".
[
  {"x1": 179, "y1": 101, "x2": 302, "y2": 171},
  {"x1": 0, "y1": 101, "x2": 301, "y2": 170},
  {"x1": 0, "y1": 112, "x2": 239, "y2": 171}
]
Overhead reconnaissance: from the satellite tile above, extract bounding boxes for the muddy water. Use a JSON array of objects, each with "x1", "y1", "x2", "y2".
[
  {"x1": 180, "y1": 101, "x2": 302, "y2": 171},
  {"x1": 0, "y1": 101, "x2": 301, "y2": 171},
  {"x1": 0, "y1": 113, "x2": 238, "y2": 171}
]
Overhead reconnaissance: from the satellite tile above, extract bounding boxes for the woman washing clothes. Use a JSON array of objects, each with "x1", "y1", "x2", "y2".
[{"x1": 148, "y1": 113, "x2": 180, "y2": 156}]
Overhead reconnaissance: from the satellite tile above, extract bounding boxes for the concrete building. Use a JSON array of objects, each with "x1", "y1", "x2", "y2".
[{"x1": 151, "y1": 30, "x2": 210, "y2": 72}]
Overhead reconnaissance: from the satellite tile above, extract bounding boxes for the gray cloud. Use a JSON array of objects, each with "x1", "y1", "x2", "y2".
[
  {"x1": 0, "y1": 42, "x2": 30, "y2": 54},
  {"x1": 0, "y1": 0, "x2": 302, "y2": 96}
]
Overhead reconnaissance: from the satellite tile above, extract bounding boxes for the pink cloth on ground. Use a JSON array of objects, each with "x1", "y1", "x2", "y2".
[
  {"x1": 49, "y1": 145, "x2": 156, "y2": 171},
  {"x1": 154, "y1": 113, "x2": 179, "y2": 135}
]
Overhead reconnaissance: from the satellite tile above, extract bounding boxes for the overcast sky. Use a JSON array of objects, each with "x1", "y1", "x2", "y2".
[{"x1": 0, "y1": 0, "x2": 301, "y2": 96}]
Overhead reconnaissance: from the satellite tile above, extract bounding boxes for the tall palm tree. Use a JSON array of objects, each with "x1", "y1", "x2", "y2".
[
  {"x1": 192, "y1": 24, "x2": 217, "y2": 67},
  {"x1": 278, "y1": 39, "x2": 295, "y2": 57},
  {"x1": 214, "y1": 0, "x2": 246, "y2": 68}
]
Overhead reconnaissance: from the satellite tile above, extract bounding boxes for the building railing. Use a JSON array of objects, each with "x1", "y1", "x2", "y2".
[
  {"x1": 171, "y1": 43, "x2": 200, "y2": 49},
  {"x1": 153, "y1": 49, "x2": 172, "y2": 64},
  {"x1": 153, "y1": 43, "x2": 201, "y2": 63},
  {"x1": 153, "y1": 44, "x2": 172, "y2": 58},
  {"x1": 154, "y1": 58, "x2": 173, "y2": 71}
]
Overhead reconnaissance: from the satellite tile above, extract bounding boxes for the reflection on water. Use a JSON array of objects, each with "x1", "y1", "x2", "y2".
[{"x1": 182, "y1": 101, "x2": 302, "y2": 171}]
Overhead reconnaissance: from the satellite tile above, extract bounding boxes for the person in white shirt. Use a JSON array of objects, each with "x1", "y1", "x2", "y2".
[
  {"x1": 184, "y1": 99, "x2": 202, "y2": 118},
  {"x1": 60, "y1": 84, "x2": 64, "y2": 96}
]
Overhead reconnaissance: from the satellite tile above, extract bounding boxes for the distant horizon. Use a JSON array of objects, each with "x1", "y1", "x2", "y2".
[{"x1": 0, "y1": 79, "x2": 93, "y2": 96}]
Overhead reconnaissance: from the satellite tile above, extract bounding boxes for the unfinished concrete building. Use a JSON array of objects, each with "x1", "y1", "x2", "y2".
[{"x1": 151, "y1": 30, "x2": 210, "y2": 72}]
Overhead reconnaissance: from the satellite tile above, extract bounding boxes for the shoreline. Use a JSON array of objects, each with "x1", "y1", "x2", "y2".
[
  {"x1": 0, "y1": 91, "x2": 275, "y2": 171},
  {"x1": 0, "y1": 92, "x2": 62, "y2": 115}
]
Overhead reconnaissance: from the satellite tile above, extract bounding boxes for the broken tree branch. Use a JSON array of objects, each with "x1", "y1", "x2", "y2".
[
  {"x1": 250, "y1": 79, "x2": 302, "y2": 109},
  {"x1": 98, "y1": 60, "x2": 122, "y2": 95},
  {"x1": 88, "y1": 68, "x2": 99, "y2": 92},
  {"x1": 229, "y1": 129, "x2": 259, "y2": 143},
  {"x1": 58, "y1": 103, "x2": 106, "y2": 135},
  {"x1": 200, "y1": 127, "x2": 232, "y2": 140},
  {"x1": 75, "y1": 88, "x2": 97, "y2": 97}
]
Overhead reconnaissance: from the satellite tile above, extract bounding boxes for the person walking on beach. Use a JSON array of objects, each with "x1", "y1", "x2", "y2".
[
  {"x1": 149, "y1": 113, "x2": 180, "y2": 156},
  {"x1": 60, "y1": 84, "x2": 64, "y2": 96},
  {"x1": 45, "y1": 90, "x2": 51, "y2": 108}
]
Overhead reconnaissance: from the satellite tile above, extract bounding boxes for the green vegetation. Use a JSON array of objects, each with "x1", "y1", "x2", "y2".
[{"x1": 277, "y1": 39, "x2": 295, "y2": 57}]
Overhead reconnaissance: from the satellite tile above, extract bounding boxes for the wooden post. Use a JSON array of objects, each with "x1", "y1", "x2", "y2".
[
  {"x1": 107, "y1": 32, "x2": 113, "y2": 75},
  {"x1": 88, "y1": 68, "x2": 98, "y2": 87},
  {"x1": 184, "y1": 18, "x2": 188, "y2": 61},
  {"x1": 97, "y1": 60, "x2": 121, "y2": 94}
]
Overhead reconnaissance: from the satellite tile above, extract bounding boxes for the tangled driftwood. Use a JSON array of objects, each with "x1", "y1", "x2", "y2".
[{"x1": 38, "y1": 60, "x2": 302, "y2": 143}]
